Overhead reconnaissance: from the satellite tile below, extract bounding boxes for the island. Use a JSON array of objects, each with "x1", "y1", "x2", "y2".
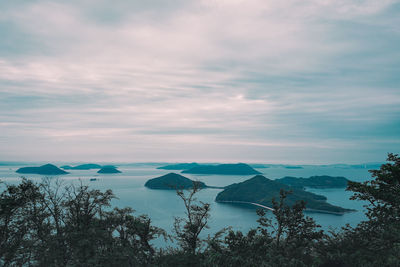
[
  {"x1": 16, "y1": 164, "x2": 69, "y2": 175},
  {"x1": 97, "y1": 166, "x2": 121, "y2": 173},
  {"x1": 61, "y1": 164, "x2": 103, "y2": 170},
  {"x1": 275, "y1": 175, "x2": 349, "y2": 189},
  {"x1": 249, "y1": 164, "x2": 270, "y2": 169},
  {"x1": 182, "y1": 163, "x2": 261, "y2": 175},
  {"x1": 157, "y1": 163, "x2": 200, "y2": 170},
  {"x1": 215, "y1": 175, "x2": 353, "y2": 214},
  {"x1": 145, "y1": 173, "x2": 206, "y2": 189},
  {"x1": 284, "y1": 166, "x2": 304, "y2": 169}
]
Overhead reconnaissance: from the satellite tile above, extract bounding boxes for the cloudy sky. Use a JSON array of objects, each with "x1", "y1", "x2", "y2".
[{"x1": 0, "y1": 0, "x2": 399, "y2": 164}]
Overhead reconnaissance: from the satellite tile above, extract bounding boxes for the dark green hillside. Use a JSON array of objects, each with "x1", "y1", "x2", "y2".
[
  {"x1": 145, "y1": 173, "x2": 206, "y2": 189},
  {"x1": 216, "y1": 175, "x2": 352, "y2": 214},
  {"x1": 16, "y1": 164, "x2": 68, "y2": 175},
  {"x1": 182, "y1": 163, "x2": 261, "y2": 175}
]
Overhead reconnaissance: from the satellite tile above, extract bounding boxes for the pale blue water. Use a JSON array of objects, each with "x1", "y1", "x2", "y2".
[{"x1": 0, "y1": 163, "x2": 373, "y2": 247}]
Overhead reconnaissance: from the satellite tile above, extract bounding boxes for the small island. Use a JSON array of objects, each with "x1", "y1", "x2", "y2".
[
  {"x1": 16, "y1": 164, "x2": 69, "y2": 175},
  {"x1": 275, "y1": 175, "x2": 349, "y2": 189},
  {"x1": 216, "y1": 175, "x2": 353, "y2": 214},
  {"x1": 157, "y1": 163, "x2": 200, "y2": 170},
  {"x1": 182, "y1": 163, "x2": 261, "y2": 175},
  {"x1": 97, "y1": 166, "x2": 121, "y2": 174},
  {"x1": 145, "y1": 173, "x2": 206, "y2": 189},
  {"x1": 284, "y1": 166, "x2": 304, "y2": 169},
  {"x1": 249, "y1": 164, "x2": 270, "y2": 169},
  {"x1": 61, "y1": 164, "x2": 102, "y2": 170}
]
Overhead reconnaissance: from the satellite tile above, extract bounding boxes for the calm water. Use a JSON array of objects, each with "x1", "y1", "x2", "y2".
[{"x1": 0, "y1": 163, "x2": 373, "y2": 247}]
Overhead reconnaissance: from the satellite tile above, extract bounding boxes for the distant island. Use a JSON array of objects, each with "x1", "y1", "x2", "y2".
[
  {"x1": 145, "y1": 173, "x2": 206, "y2": 189},
  {"x1": 157, "y1": 163, "x2": 200, "y2": 170},
  {"x1": 16, "y1": 164, "x2": 68, "y2": 175},
  {"x1": 216, "y1": 175, "x2": 353, "y2": 214},
  {"x1": 284, "y1": 166, "x2": 304, "y2": 169},
  {"x1": 182, "y1": 163, "x2": 261, "y2": 175},
  {"x1": 249, "y1": 164, "x2": 270, "y2": 169},
  {"x1": 61, "y1": 164, "x2": 102, "y2": 170},
  {"x1": 275, "y1": 176, "x2": 349, "y2": 189},
  {"x1": 97, "y1": 166, "x2": 121, "y2": 173}
]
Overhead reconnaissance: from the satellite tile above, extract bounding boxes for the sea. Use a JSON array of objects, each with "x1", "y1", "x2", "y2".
[{"x1": 0, "y1": 162, "x2": 376, "y2": 247}]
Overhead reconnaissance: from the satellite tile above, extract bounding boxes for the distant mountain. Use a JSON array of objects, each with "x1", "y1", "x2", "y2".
[
  {"x1": 145, "y1": 173, "x2": 206, "y2": 189},
  {"x1": 157, "y1": 163, "x2": 200, "y2": 170},
  {"x1": 16, "y1": 164, "x2": 68, "y2": 175},
  {"x1": 216, "y1": 175, "x2": 352, "y2": 214},
  {"x1": 61, "y1": 164, "x2": 102, "y2": 170},
  {"x1": 97, "y1": 166, "x2": 121, "y2": 174},
  {"x1": 276, "y1": 176, "x2": 349, "y2": 189},
  {"x1": 182, "y1": 163, "x2": 261, "y2": 175}
]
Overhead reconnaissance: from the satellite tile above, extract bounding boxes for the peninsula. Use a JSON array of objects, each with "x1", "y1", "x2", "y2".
[
  {"x1": 275, "y1": 175, "x2": 349, "y2": 189},
  {"x1": 16, "y1": 164, "x2": 68, "y2": 175},
  {"x1": 216, "y1": 175, "x2": 352, "y2": 214},
  {"x1": 182, "y1": 163, "x2": 261, "y2": 175},
  {"x1": 145, "y1": 173, "x2": 206, "y2": 189}
]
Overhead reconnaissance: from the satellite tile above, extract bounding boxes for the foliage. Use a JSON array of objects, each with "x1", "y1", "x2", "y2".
[{"x1": 0, "y1": 178, "x2": 164, "y2": 266}]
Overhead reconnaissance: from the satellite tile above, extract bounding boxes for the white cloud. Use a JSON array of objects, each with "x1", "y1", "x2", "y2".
[{"x1": 0, "y1": 0, "x2": 399, "y2": 163}]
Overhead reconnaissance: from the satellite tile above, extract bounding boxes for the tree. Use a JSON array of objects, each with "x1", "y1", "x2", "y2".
[
  {"x1": 0, "y1": 178, "x2": 164, "y2": 267},
  {"x1": 0, "y1": 179, "x2": 43, "y2": 266},
  {"x1": 341, "y1": 153, "x2": 400, "y2": 265},
  {"x1": 173, "y1": 181, "x2": 211, "y2": 255}
]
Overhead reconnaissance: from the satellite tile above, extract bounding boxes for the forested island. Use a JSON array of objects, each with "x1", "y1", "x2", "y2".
[
  {"x1": 157, "y1": 163, "x2": 200, "y2": 170},
  {"x1": 182, "y1": 163, "x2": 261, "y2": 175},
  {"x1": 61, "y1": 164, "x2": 102, "y2": 170},
  {"x1": 276, "y1": 175, "x2": 349, "y2": 188},
  {"x1": 216, "y1": 175, "x2": 352, "y2": 214},
  {"x1": 16, "y1": 164, "x2": 68, "y2": 175},
  {"x1": 145, "y1": 173, "x2": 206, "y2": 189},
  {"x1": 97, "y1": 166, "x2": 121, "y2": 173}
]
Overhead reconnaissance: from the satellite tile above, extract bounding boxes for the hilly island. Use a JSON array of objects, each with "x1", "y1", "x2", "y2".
[
  {"x1": 157, "y1": 163, "x2": 200, "y2": 170},
  {"x1": 97, "y1": 166, "x2": 121, "y2": 173},
  {"x1": 216, "y1": 175, "x2": 353, "y2": 214},
  {"x1": 16, "y1": 164, "x2": 68, "y2": 175},
  {"x1": 61, "y1": 164, "x2": 102, "y2": 170},
  {"x1": 145, "y1": 173, "x2": 207, "y2": 189},
  {"x1": 182, "y1": 163, "x2": 261, "y2": 175}
]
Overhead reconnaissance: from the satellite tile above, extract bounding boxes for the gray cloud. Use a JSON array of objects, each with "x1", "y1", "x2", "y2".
[{"x1": 0, "y1": 0, "x2": 399, "y2": 163}]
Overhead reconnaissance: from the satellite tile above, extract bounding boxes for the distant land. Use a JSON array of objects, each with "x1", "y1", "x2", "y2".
[
  {"x1": 249, "y1": 164, "x2": 270, "y2": 169},
  {"x1": 284, "y1": 166, "x2": 304, "y2": 169},
  {"x1": 216, "y1": 175, "x2": 353, "y2": 214},
  {"x1": 145, "y1": 173, "x2": 207, "y2": 189},
  {"x1": 276, "y1": 176, "x2": 349, "y2": 189},
  {"x1": 157, "y1": 163, "x2": 200, "y2": 170},
  {"x1": 182, "y1": 163, "x2": 261, "y2": 175},
  {"x1": 61, "y1": 164, "x2": 102, "y2": 170},
  {"x1": 97, "y1": 166, "x2": 121, "y2": 173},
  {"x1": 16, "y1": 164, "x2": 68, "y2": 175}
]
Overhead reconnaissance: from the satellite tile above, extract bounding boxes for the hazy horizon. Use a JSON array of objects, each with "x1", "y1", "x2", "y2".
[{"x1": 1, "y1": 1, "x2": 399, "y2": 164}]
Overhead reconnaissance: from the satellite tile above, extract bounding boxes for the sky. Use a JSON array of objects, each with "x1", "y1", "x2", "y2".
[{"x1": 0, "y1": 0, "x2": 399, "y2": 164}]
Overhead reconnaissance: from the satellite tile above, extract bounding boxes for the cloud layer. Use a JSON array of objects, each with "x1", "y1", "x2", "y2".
[{"x1": 1, "y1": 0, "x2": 399, "y2": 163}]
